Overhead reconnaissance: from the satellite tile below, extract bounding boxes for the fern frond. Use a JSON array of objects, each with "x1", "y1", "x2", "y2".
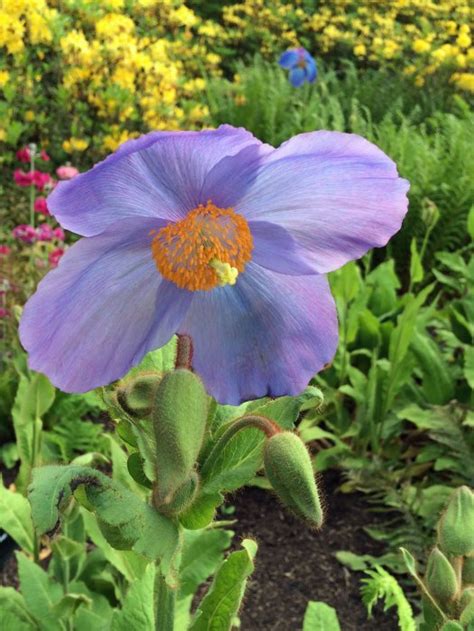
[{"x1": 361, "y1": 565, "x2": 416, "y2": 631}]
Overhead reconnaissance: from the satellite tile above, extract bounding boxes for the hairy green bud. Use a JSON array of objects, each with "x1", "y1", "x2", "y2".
[
  {"x1": 463, "y1": 555, "x2": 474, "y2": 585},
  {"x1": 438, "y1": 486, "x2": 474, "y2": 557},
  {"x1": 460, "y1": 597, "x2": 474, "y2": 626},
  {"x1": 152, "y1": 369, "x2": 208, "y2": 504},
  {"x1": 263, "y1": 432, "x2": 323, "y2": 528},
  {"x1": 460, "y1": 587, "x2": 474, "y2": 610},
  {"x1": 156, "y1": 472, "x2": 200, "y2": 516},
  {"x1": 425, "y1": 547, "x2": 458, "y2": 607},
  {"x1": 116, "y1": 373, "x2": 161, "y2": 418}
]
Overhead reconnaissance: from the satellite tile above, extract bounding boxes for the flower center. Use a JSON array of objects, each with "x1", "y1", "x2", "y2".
[{"x1": 151, "y1": 201, "x2": 253, "y2": 291}]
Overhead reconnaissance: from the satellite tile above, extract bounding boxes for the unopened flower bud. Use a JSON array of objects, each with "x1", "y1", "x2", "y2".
[
  {"x1": 116, "y1": 373, "x2": 161, "y2": 419},
  {"x1": 152, "y1": 369, "x2": 208, "y2": 505},
  {"x1": 157, "y1": 472, "x2": 200, "y2": 516},
  {"x1": 438, "y1": 487, "x2": 474, "y2": 557},
  {"x1": 460, "y1": 596, "x2": 474, "y2": 626},
  {"x1": 263, "y1": 432, "x2": 323, "y2": 528},
  {"x1": 460, "y1": 587, "x2": 474, "y2": 610},
  {"x1": 425, "y1": 547, "x2": 458, "y2": 607}
]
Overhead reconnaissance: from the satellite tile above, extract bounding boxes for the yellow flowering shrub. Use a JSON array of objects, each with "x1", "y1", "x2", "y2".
[
  {"x1": 0, "y1": 0, "x2": 224, "y2": 159},
  {"x1": 220, "y1": 0, "x2": 473, "y2": 92}
]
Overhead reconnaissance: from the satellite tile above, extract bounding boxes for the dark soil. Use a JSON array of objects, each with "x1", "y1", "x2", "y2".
[{"x1": 230, "y1": 471, "x2": 399, "y2": 631}]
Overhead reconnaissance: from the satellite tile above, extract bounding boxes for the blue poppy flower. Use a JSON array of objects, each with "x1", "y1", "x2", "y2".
[
  {"x1": 20, "y1": 125, "x2": 409, "y2": 404},
  {"x1": 279, "y1": 47, "x2": 318, "y2": 87}
]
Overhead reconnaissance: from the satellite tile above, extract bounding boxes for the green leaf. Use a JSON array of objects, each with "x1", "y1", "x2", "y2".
[
  {"x1": 0, "y1": 477, "x2": 35, "y2": 553},
  {"x1": 12, "y1": 373, "x2": 55, "y2": 491},
  {"x1": 335, "y1": 551, "x2": 371, "y2": 572},
  {"x1": 16, "y1": 552, "x2": 64, "y2": 631},
  {"x1": 410, "y1": 331, "x2": 454, "y2": 405},
  {"x1": 0, "y1": 586, "x2": 39, "y2": 629},
  {"x1": 111, "y1": 563, "x2": 155, "y2": 631},
  {"x1": 190, "y1": 539, "x2": 257, "y2": 631},
  {"x1": 465, "y1": 346, "x2": 474, "y2": 389},
  {"x1": 409, "y1": 238, "x2": 424, "y2": 286},
  {"x1": 399, "y1": 548, "x2": 418, "y2": 579},
  {"x1": 468, "y1": 205, "x2": 474, "y2": 240},
  {"x1": 29, "y1": 465, "x2": 180, "y2": 569},
  {"x1": 81, "y1": 509, "x2": 148, "y2": 582},
  {"x1": 303, "y1": 601, "x2": 341, "y2": 631},
  {"x1": 179, "y1": 529, "x2": 233, "y2": 598},
  {"x1": 201, "y1": 397, "x2": 299, "y2": 495}
]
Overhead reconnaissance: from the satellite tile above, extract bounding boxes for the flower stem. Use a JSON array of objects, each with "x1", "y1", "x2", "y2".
[
  {"x1": 154, "y1": 567, "x2": 176, "y2": 631},
  {"x1": 175, "y1": 334, "x2": 193, "y2": 370}
]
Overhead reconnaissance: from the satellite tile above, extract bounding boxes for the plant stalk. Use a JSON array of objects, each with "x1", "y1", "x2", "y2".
[{"x1": 154, "y1": 568, "x2": 176, "y2": 631}]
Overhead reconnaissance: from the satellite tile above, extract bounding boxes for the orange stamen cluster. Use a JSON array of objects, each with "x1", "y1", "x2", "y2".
[{"x1": 151, "y1": 201, "x2": 253, "y2": 291}]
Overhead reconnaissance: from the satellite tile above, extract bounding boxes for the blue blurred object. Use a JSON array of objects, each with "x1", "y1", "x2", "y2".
[{"x1": 279, "y1": 47, "x2": 318, "y2": 87}]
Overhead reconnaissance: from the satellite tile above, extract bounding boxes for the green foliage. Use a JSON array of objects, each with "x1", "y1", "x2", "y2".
[
  {"x1": 28, "y1": 465, "x2": 180, "y2": 569},
  {"x1": 190, "y1": 539, "x2": 257, "y2": 631},
  {"x1": 361, "y1": 566, "x2": 416, "y2": 631},
  {"x1": 302, "y1": 601, "x2": 341, "y2": 631},
  {"x1": 0, "y1": 476, "x2": 35, "y2": 554},
  {"x1": 401, "y1": 486, "x2": 474, "y2": 630},
  {"x1": 12, "y1": 371, "x2": 55, "y2": 492},
  {"x1": 263, "y1": 431, "x2": 323, "y2": 527}
]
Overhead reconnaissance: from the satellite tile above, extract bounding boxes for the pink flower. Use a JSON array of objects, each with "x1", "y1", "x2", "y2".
[
  {"x1": 12, "y1": 224, "x2": 37, "y2": 243},
  {"x1": 49, "y1": 247, "x2": 65, "y2": 267},
  {"x1": 40, "y1": 150, "x2": 50, "y2": 161},
  {"x1": 0, "y1": 308, "x2": 10, "y2": 319},
  {"x1": 0, "y1": 245, "x2": 11, "y2": 256},
  {"x1": 33, "y1": 171, "x2": 52, "y2": 191},
  {"x1": 14, "y1": 169, "x2": 34, "y2": 186},
  {"x1": 56, "y1": 165, "x2": 79, "y2": 180},
  {"x1": 34, "y1": 197, "x2": 50, "y2": 215},
  {"x1": 52, "y1": 227, "x2": 65, "y2": 241},
  {"x1": 16, "y1": 147, "x2": 31, "y2": 163},
  {"x1": 36, "y1": 223, "x2": 54, "y2": 242}
]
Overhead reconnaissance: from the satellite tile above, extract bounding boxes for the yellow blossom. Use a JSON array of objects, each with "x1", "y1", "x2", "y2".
[
  {"x1": 0, "y1": 69, "x2": 9, "y2": 87},
  {"x1": 413, "y1": 39, "x2": 430, "y2": 53},
  {"x1": 63, "y1": 138, "x2": 89, "y2": 152}
]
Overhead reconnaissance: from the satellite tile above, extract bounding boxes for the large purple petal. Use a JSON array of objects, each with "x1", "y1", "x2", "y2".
[
  {"x1": 179, "y1": 263, "x2": 338, "y2": 404},
  {"x1": 249, "y1": 220, "x2": 316, "y2": 275},
  {"x1": 236, "y1": 131, "x2": 409, "y2": 273},
  {"x1": 48, "y1": 126, "x2": 264, "y2": 238},
  {"x1": 19, "y1": 218, "x2": 192, "y2": 392},
  {"x1": 200, "y1": 142, "x2": 273, "y2": 209}
]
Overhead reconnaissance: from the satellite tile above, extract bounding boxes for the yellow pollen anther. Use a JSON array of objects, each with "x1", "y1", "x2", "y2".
[
  {"x1": 210, "y1": 259, "x2": 239, "y2": 287},
  {"x1": 151, "y1": 201, "x2": 253, "y2": 291}
]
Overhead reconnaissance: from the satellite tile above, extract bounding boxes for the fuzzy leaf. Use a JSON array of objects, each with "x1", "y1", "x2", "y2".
[
  {"x1": 111, "y1": 563, "x2": 155, "y2": 631},
  {"x1": 190, "y1": 539, "x2": 257, "y2": 631},
  {"x1": 179, "y1": 529, "x2": 233, "y2": 598},
  {"x1": 16, "y1": 552, "x2": 64, "y2": 631},
  {"x1": 29, "y1": 465, "x2": 180, "y2": 569}
]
